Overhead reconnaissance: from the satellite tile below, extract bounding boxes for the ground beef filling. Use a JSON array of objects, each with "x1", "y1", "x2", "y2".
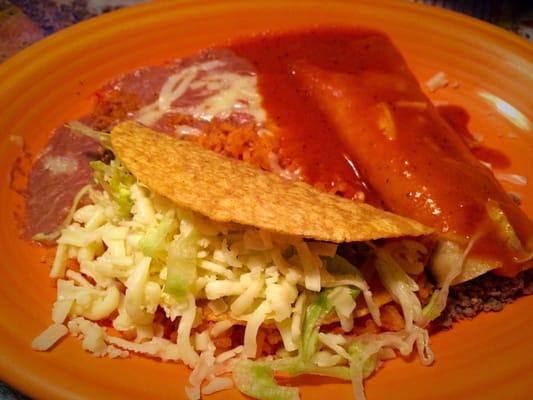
[{"x1": 435, "y1": 269, "x2": 533, "y2": 329}]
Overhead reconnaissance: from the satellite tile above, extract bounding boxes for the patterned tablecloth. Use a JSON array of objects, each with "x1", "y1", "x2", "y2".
[{"x1": 0, "y1": 0, "x2": 531, "y2": 398}]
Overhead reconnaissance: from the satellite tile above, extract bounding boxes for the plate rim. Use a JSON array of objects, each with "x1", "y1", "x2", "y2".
[{"x1": 0, "y1": 1, "x2": 532, "y2": 399}]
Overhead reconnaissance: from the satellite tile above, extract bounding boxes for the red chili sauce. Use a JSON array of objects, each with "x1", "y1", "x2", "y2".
[{"x1": 230, "y1": 28, "x2": 533, "y2": 276}]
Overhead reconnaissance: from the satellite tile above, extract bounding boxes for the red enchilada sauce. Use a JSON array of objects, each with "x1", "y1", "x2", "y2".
[{"x1": 230, "y1": 28, "x2": 533, "y2": 276}]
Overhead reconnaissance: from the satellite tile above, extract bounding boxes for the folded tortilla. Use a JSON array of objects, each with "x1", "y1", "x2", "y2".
[{"x1": 111, "y1": 121, "x2": 432, "y2": 243}]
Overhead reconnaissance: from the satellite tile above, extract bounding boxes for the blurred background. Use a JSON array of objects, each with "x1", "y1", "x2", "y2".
[
  {"x1": 1, "y1": 0, "x2": 532, "y2": 62},
  {"x1": 0, "y1": 0, "x2": 532, "y2": 398}
]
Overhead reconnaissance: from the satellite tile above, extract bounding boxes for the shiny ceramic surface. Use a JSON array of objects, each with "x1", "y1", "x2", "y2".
[{"x1": 0, "y1": 1, "x2": 531, "y2": 399}]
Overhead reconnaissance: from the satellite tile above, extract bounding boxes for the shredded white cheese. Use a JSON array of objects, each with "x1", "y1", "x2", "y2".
[
  {"x1": 211, "y1": 320, "x2": 234, "y2": 337},
  {"x1": 177, "y1": 294, "x2": 200, "y2": 368},
  {"x1": 243, "y1": 301, "x2": 270, "y2": 358},
  {"x1": 32, "y1": 323, "x2": 68, "y2": 351},
  {"x1": 215, "y1": 345, "x2": 243, "y2": 363},
  {"x1": 425, "y1": 71, "x2": 448, "y2": 92},
  {"x1": 202, "y1": 377, "x2": 234, "y2": 395},
  {"x1": 34, "y1": 158, "x2": 434, "y2": 400}
]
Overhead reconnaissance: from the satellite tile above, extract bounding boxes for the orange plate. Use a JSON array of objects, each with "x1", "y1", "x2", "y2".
[{"x1": 0, "y1": 1, "x2": 532, "y2": 399}]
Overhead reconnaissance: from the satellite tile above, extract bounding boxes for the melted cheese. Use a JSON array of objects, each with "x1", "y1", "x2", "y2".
[
  {"x1": 43, "y1": 155, "x2": 78, "y2": 175},
  {"x1": 191, "y1": 72, "x2": 266, "y2": 122},
  {"x1": 136, "y1": 60, "x2": 266, "y2": 126}
]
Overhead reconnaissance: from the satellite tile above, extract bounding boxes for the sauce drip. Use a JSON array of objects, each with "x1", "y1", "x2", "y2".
[
  {"x1": 437, "y1": 105, "x2": 511, "y2": 169},
  {"x1": 231, "y1": 31, "x2": 381, "y2": 205},
  {"x1": 230, "y1": 28, "x2": 533, "y2": 276}
]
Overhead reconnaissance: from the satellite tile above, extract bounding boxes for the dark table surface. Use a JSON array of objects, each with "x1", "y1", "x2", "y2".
[{"x1": 0, "y1": 0, "x2": 531, "y2": 398}]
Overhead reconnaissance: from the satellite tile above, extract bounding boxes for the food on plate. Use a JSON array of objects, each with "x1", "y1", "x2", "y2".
[
  {"x1": 25, "y1": 28, "x2": 531, "y2": 400},
  {"x1": 111, "y1": 122, "x2": 430, "y2": 242},
  {"x1": 33, "y1": 121, "x2": 435, "y2": 400},
  {"x1": 227, "y1": 29, "x2": 533, "y2": 284}
]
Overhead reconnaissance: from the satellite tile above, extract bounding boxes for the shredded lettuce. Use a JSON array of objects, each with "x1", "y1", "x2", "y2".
[
  {"x1": 299, "y1": 287, "x2": 356, "y2": 358},
  {"x1": 90, "y1": 159, "x2": 135, "y2": 219},
  {"x1": 346, "y1": 341, "x2": 381, "y2": 400},
  {"x1": 139, "y1": 210, "x2": 179, "y2": 259},
  {"x1": 322, "y1": 255, "x2": 380, "y2": 326},
  {"x1": 124, "y1": 257, "x2": 154, "y2": 325},
  {"x1": 347, "y1": 342, "x2": 379, "y2": 379},
  {"x1": 233, "y1": 360, "x2": 299, "y2": 400},
  {"x1": 67, "y1": 121, "x2": 111, "y2": 149},
  {"x1": 329, "y1": 287, "x2": 358, "y2": 332},
  {"x1": 346, "y1": 328, "x2": 434, "y2": 400},
  {"x1": 164, "y1": 220, "x2": 200, "y2": 301},
  {"x1": 321, "y1": 256, "x2": 369, "y2": 299},
  {"x1": 269, "y1": 356, "x2": 351, "y2": 380},
  {"x1": 234, "y1": 288, "x2": 361, "y2": 400},
  {"x1": 321, "y1": 255, "x2": 371, "y2": 299},
  {"x1": 375, "y1": 249, "x2": 422, "y2": 329},
  {"x1": 421, "y1": 290, "x2": 440, "y2": 322},
  {"x1": 299, "y1": 289, "x2": 334, "y2": 361}
]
